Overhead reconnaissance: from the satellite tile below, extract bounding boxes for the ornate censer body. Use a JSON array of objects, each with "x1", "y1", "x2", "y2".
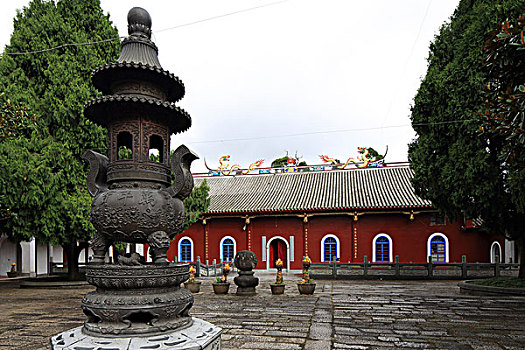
[
  {"x1": 80, "y1": 7, "x2": 199, "y2": 337},
  {"x1": 84, "y1": 144, "x2": 195, "y2": 264}
]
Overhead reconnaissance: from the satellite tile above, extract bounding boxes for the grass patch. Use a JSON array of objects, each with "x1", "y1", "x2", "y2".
[{"x1": 470, "y1": 277, "x2": 525, "y2": 289}]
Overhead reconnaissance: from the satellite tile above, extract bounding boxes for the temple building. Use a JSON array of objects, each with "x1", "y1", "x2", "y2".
[
  {"x1": 167, "y1": 163, "x2": 509, "y2": 270},
  {"x1": 1, "y1": 163, "x2": 519, "y2": 276}
]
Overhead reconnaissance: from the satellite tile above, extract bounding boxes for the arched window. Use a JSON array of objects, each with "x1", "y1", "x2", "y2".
[
  {"x1": 372, "y1": 233, "x2": 393, "y2": 263},
  {"x1": 427, "y1": 233, "x2": 449, "y2": 263},
  {"x1": 117, "y1": 131, "x2": 133, "y2": 160},
  {"x1": 148, "y1": 134, "x2": 164, "y2": 163},
  {"x1": 490, "y1": 241, "x2": 502, "y2": 263},
  {"x1": 220, "y1": 236, "x2": 236, "y2": 262},
  {"x1": 321, "y1": 234, "x2": 340, "y2": 262},
  {"x1": 178, "y1": 237, "x2": 193, "y2": 262}
]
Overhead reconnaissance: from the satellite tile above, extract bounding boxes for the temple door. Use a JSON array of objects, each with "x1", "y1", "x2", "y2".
[{"x1": 270, "y1": 239, "x2": 287, "y2": 269}]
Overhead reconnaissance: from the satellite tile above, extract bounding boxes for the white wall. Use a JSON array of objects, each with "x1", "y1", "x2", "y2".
[
  {"x1": 36, "y1": 242, "x2": 48, "y2": 275},
  {"x1": 505, "y1": 239, "x2": 517, "y2": 263},
  {"x1": 20, "y1": 240, "x2": 34, "y2": 275},
  {"x1": 1, "y1": 238, "x2": 99, "y2": 277},
  {"x1": 52, "y1": 245, "x2": 64, "y2": 264},
  {"x1": 0, "y1": 236, "x2": 17, "y2": 277},
  {"x1": 78, "y1": 247, "x2": 94, "y2": 265}
]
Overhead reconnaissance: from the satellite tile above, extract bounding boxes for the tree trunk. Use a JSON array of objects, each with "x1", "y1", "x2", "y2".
[
  {"x1": 517, "y1": 236, "x2": 525, "y2": 279},
  {"x1": 63, "y1": 243, "x2": 82, "y2": 281}
]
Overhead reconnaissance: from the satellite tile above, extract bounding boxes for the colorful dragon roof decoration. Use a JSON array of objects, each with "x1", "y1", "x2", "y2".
[
  {"x1": 319, "y1": 146, "x2": 387, "y2": 169},
  {"x1": 205, "y1": 156, "x2": 264, "y2": 176},
  {"x1": 203, "y1": 147, "x2": 387, "y2": 176}
]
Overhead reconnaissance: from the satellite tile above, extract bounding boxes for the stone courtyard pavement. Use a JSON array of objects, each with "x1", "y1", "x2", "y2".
[{"x1": 1, "y1": 274, "x2": 524, "y2": 349}]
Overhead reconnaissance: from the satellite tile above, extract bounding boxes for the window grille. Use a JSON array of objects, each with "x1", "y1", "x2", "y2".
[
  {"x1": 375, "y1": 236, "x2": 390, "y2": 262},
  {"x1": 323, "y1": 237, "x2": 337, "y2": 262},
  {"x1": 430, "y1": 213, "x2": 445, "y2": 225},
  {"x1": 180, "y1": 239, "x2": 192, "y2": 262},
  {"x1": 222, "y1": 238, "x2": 234, "y2": 262},
  {"x1": 430, "y1": 236, "x2": 446, "y2": 262}
]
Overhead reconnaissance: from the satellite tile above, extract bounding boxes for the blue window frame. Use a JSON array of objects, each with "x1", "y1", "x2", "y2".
[
  {"x1": 430, "y1": 236, "x2": 446, "y2": 262},
  {"x1": 180, "y1": 239, "x2": 192, "y2": 262},
  {"x1": 222, "y1": 238, "x2": 234, "y2": 262},
  {"x1": 375, "y1": 237, "x2": 390, "y2": 262},
  {"x1": 323, "y1": 237, "x2": 337, "y2": 262}
]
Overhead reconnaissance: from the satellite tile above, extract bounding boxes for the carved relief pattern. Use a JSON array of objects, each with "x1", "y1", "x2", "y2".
[
  {"x1": 82, "y1": 287, "x2": 193, "y2": 336},
  {"x1": 90, "y1": 188, "x2": 186, "y2": 241},
  {"x1": 89, "y1": 231, "x2": 108, "y2": 255},
  {"x1": 108, "y1": 162, "x2": 135, "y2": 170},
  {"x1": 136, "y1": 162, "x2": 170, "y2": 173},
  {"x1": 111, "y1": 80, "x2": 167, "y2": 100}
]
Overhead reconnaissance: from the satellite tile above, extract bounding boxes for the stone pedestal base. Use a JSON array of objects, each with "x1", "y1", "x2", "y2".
[{"x1": 51, "y1": 318, "x2": 221, "y2": 349}]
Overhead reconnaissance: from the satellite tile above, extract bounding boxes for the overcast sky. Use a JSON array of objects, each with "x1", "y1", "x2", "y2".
[{"x1": 0, "y1": 0, "x2": 460, "y2": 173}]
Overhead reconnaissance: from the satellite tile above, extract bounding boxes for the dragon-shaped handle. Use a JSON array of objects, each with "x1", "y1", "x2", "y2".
[
  {"x1": 166, "y1": 144, "x2": 199, "y2": 199},
  {"x1": 82, "y1": 150, "x2": 109, "y2": 197}
]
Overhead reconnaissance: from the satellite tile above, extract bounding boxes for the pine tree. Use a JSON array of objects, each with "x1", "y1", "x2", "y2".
[
  {"x1": 183, "y1": 180, "x2": 210, "y2": 232},
  {"x1": 0, "y1": 0, "x2": 119, "y2": 280},
  {"x1": 409, "y1": 0, "x2": 525, "y2": 278}
]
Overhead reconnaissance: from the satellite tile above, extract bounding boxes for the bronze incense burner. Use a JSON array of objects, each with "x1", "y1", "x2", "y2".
[{"x1": 80, "y1": 7, "x2": 198, "y2": 336}]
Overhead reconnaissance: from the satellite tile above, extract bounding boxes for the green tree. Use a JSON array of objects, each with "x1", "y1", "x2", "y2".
[
  {"x1": 409, "y1": 0, "x2": 525, "y2": 278},
  {"x1": 271, "y1": 156, "x2": 290, "y2": 168},
  {"x1": 182, "y1": 179, "x2": 210, "y2": 232},
  {"x1": 0, "y1": 95, "x2": 38, "y2": 139},
  {"x1": 481, "y1": 15, "x2": 525, "y2": 214},
  {"x1": 271, "y1": 153, "x2": 307, "y2": 168},
  {"x1": 0, "y1": 0, "x2": 119, "y2": 279}
]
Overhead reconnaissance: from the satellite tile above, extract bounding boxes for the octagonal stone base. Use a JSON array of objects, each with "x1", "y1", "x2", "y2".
[{"x1": 50, "y1": 317, "x2": 221, "y2": 349}]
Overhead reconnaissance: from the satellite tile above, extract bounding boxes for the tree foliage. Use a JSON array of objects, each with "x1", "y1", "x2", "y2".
[
  {"x1": 271, "y1": 153, "x2": 307, "y2": 167},
  {"x1": 0, "y1": 0, "x2": 119, "y2": 279},
  {"x1": 0, "y1": 95, "x2": 38, "y2": 139},
  {"x1": 0, "y1": 132, "x2": 93, "y2": 245},
  {"x1": 409, "y1": 0, "x2": 525, "y2": 277},
  {"x1": 481, "y1": 14, "x2": 525, "y2": 213},
  {"x1": 182, "y1": 179, "x2": 210, "y2": 233}
]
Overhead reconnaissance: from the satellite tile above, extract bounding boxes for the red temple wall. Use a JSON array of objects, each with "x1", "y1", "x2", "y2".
[{"x1": 167, "y1": 211, "x2": 504, "y2": 269}]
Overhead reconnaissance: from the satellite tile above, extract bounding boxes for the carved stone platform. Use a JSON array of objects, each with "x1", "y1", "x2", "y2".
[{"x1": 51, "y1": 317, "x2": 221, "y2": 350}]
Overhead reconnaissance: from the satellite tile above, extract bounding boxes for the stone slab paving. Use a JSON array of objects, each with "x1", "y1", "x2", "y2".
[{"x1": 1, "y1": 275, "x2": 524, "y2": 349}]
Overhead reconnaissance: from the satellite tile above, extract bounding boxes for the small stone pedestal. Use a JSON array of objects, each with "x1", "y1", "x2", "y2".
[
  {"x1": 234, "y1": 271, "x2": 259, "y2": 296},
  {"x1": 233, "y1": 251, "x2": 259, "y2": 296},
  {"x1": 51, "y1": 317, "x2": 221, "y2": 350}
]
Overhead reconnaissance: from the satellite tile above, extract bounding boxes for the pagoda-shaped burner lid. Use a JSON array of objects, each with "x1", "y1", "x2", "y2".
[
  {"x1": 89, "y1": 7, "x2": 185, "y2": 104},
  {"x1": 85, "y1": 7, "x2": 190, "y2": 135}
]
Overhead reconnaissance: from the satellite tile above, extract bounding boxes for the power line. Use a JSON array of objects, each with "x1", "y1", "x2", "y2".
[
  {"x1": 156, "y1": 0, "x2": 289, "y2": 32},
  {"x1": 189, "y1": 119, "x2": 479, "y2": 144},
  {"x1": 0, "y1": 0, "x2": 290, "y2": 57},
  {"x1": 85, "y1": 118, "x2": 479, "y2": 151},
  {"x1": 379, "y1": 0, "x2": 434, "y2": 131},
  {"x1": 0, "y1": 37, "x2": 122, "y2": 57}
]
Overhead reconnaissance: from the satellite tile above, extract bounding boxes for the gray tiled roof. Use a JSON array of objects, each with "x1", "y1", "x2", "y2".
[{"x1": 194, "y1": 165, "x2": 432, "y2": 214}]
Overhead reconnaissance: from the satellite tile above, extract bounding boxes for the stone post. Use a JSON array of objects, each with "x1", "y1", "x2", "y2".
[
  {"x1": 427, "y1": 255, "x2": 433, "y2": 278},
  {"x1": 461, "y1": 255, "x2": 467, "y2": 279}
]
